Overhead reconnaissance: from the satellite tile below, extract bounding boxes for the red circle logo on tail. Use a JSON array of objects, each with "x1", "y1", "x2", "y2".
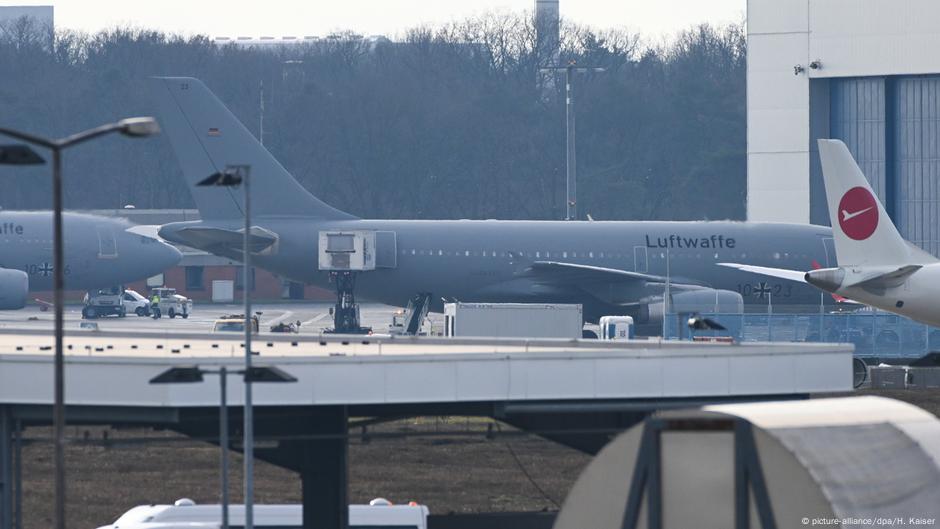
[{"x1": 837, "y1": 186, "x2": 879, "y2": 240}]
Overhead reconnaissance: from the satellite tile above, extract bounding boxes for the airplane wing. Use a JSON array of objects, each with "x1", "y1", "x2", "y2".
[
  {"x1": 525, "y1": 261, "x2": 706, "y2": 288},
  {"x1": 716, "y1": 263, "x2": 807, "y2": 283}
]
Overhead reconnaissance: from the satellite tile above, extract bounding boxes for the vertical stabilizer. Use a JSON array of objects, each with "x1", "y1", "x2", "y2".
[
  {"x1": 817, "y1": 139, "x2": 911, "y2": 267},
  {"x1": 150, "y1": 77, "x2": 356, "y2": 220}
]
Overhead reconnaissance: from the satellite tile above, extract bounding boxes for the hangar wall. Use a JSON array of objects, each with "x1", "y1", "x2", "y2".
[{"x1": 748, "y1": 0, "x2": 940, "y2": 256}]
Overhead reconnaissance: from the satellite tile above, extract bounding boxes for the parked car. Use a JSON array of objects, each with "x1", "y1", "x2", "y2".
[{"x1": 212, "y1": 313, "x2": 261, "y2": 334}]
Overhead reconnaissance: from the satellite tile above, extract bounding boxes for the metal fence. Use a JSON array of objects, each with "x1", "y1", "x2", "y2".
[{"x1": 663, "y1": 311, "x2": 940, "y2": 358}]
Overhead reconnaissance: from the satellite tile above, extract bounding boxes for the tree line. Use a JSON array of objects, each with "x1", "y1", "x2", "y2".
[{"x1": 0, "y1": 13, "x2": 746, "y2": 221}]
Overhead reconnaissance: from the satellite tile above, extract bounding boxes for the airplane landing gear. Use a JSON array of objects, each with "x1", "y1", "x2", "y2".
[{"x1": 325, "y1": 271, "x2": 371, "y2": 334}]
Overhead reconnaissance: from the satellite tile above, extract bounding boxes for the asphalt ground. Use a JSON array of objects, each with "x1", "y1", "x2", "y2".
[{"x1": 0, "y1": 302, "x2": 444, "y2": 336}]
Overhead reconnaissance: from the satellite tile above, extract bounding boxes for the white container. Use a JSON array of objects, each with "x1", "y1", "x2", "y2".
[
  {"x1": 444, "y1": 302, "x2": 582, "y2": 339},
  {"x1": 211, "y1": 279, "x2": 234, "y2": 303},
  {"x1": 96, "y1": 500, "x2": 429, "y2": 529}
]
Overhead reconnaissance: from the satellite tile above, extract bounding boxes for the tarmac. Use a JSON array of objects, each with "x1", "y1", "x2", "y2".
[{"x1": 0, "y1": 302, "x2": 444, "y2": 335}]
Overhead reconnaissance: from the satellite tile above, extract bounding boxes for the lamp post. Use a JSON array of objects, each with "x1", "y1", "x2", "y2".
[
  {"x1": 0, "y1": 117, "x2": 159, "y2": 529},
  {"x1": 149, "y1": 365, "x2": 296, "y2": 529},
  {"x1": 538, "y1": 61, "x2": 606, "y2": 221},
  {"x1": 197, "y1": 165, "x2": 257, "y2": 528}
]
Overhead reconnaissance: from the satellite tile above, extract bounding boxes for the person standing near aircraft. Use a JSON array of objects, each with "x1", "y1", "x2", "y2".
[{"x1": 151, "y1": 291, "x2": 161, "y2": 319}]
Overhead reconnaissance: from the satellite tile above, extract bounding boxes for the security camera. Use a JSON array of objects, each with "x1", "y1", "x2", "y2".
[
  {"x1": 793, "y1": 64, "x2": 805, "y2": 75},
  {"x1": 809, "y1": 60, "x2": 822, "y2": 70}
]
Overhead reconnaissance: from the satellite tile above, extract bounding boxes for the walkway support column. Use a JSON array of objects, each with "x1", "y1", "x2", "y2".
[
  {"x1": 0, "y1": 407, "x2": 12, "y2": 529},
  {"x1": 300, "y1": 407, "x2": 348, "y2": 529}
]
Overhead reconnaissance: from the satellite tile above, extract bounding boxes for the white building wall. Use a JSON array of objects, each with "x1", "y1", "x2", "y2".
[
  {"x1": 747, "y1": 0, "x2": 940, "y2": 223},
  {"x1": 746, "y1": 0, "x2": 811, "y2": 222},
  {"x1": 809, "y1": 0, "x2": 940, "y2": 78}
]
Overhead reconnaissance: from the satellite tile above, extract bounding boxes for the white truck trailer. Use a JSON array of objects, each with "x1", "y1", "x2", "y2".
[
  {"x1": 96, "y1": 498, "x2": 429, "y2": 529},
  {"x1": 443, "y1": 302, "x2": 583, "y2": 339}
]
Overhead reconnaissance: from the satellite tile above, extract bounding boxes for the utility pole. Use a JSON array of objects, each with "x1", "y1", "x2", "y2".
[
  {"x1": 219, "y1": 366, "x2": 229, "y2": 529},
  {"x1": 539, "y1": 60, "x2": 605, "y2": 221},
  {"x1": 259, "y1": 80, "x2": 264, "y2": 147},
  {"x1": 565, "y1": 65, "x2": 576, "y2": 221},
  {"x1": 239, "y1": 165, "x2": 255, "y2": 529}
]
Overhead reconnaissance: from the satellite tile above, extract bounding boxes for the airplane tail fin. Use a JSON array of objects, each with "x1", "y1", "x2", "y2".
[
  {"x1": 149, "y1": 77, "x2": 356, "y2": 221},
  {"x1": 817, "y1": 139, "x2": 913, "y2": 267}
]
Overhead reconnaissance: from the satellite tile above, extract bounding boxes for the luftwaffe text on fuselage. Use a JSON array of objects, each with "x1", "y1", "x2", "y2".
[
  {"x1": 0, "y1": 223, "x2": 24, "y2": 236},
  {"x1": 645, "y1": 234, "x2": 736, "y2": 249}
]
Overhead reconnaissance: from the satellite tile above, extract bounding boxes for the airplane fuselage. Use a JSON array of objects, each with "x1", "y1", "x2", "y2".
[
  {"x1": 834, "y1": 265, "x2": 940, "y2": 327},
  {"x1": 151, "y1": 75, "x2": 838, "y2": 321},
  {"x1": 187, "y1": 217, "x2": 835, "y2": 317},
  {"x1": 0, "y1": 211, "x2": 181, "y2": 292}
]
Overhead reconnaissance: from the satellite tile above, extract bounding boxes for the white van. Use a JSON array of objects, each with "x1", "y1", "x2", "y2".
[
  {"x1": 97, "y1": 498, "x2": 429, "y2": 529},
  {"x1": 122, "y1": 289, "x2": 152, "y2": 317}
]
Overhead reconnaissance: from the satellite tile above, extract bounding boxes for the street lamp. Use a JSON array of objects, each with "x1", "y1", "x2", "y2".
[
  {"x1": 0, "y1": 117, "x2": 160, "y2": 529},
  {"x1": 196, "y1": 165, "x2": 258, "y2": 529},
  {"x1": 0, "y1": 144, "x2": 45, "y2": 165},
  {"x1": 150, "y1": 365, "x2": 296, "y2": 529},
  {"x1": 538, "y1": 61, "x2": 606, "y2": 221}
]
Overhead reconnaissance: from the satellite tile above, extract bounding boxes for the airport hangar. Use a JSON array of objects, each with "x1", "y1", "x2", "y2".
[
  {"x1": 748, "y1": 0, "x2": 940, "y2": 258},
  {"x1": 0, "y1": 332, "x2": 852, "y2": 529}
]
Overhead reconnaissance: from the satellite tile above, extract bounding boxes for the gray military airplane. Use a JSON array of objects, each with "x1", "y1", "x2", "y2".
[
  {"x1": 0, "y1": 211, "x2": 181, "y2": 309},
  {"x1": 152, "y1": 77, "x2": 835, "y2": 328}
]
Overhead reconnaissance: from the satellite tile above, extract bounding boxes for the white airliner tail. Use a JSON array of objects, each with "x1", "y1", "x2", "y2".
[{"x1": 817, "y1": 139, "x2": 917, "y2": 267}]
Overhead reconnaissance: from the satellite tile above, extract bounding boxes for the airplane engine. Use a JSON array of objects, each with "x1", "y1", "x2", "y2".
[
  {"x1": 671, "y1": 289, "x2": 744, "y2": 314},
  {"x1": 0, "y1": 268, "x2": 29, "y2": 310},
  {"x1": 633, "y1": 288, "x2": 743, "y2": 325}
]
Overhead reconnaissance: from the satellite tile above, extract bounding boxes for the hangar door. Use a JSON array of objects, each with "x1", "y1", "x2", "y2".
[
  {"x1": 823, "y1": 75, "x2": 940, "y2": 256},
  {"x1": 893, "y1": 77, "x2": 940, "y2": 257}
]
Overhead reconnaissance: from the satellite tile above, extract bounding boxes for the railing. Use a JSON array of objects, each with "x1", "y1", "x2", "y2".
[{"x1": 663, "y1": 311, "x2": 940, "y2": 358}]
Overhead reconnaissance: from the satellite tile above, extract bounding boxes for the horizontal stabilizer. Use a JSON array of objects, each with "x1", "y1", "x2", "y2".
[
  {"x1": 161, "y1": 225, "x2": 278, "y2": 254},
  {"x1": 721, "y1": 262, "x2": 860, "y2": 304},
  {"x1": 844, "y1": 265, "x2": 922, "y2": 289},
  {"x1": 716, "y1": 263, "x2": 807, "y2": 283},
  {"x1": 124, "y1": 224, "x2": 164, "y2": 241}
]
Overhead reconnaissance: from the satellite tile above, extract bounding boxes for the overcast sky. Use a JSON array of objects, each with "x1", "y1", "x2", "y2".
[{"x1": 7, "y1": 0, "x2": 746, "y2": 39}]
